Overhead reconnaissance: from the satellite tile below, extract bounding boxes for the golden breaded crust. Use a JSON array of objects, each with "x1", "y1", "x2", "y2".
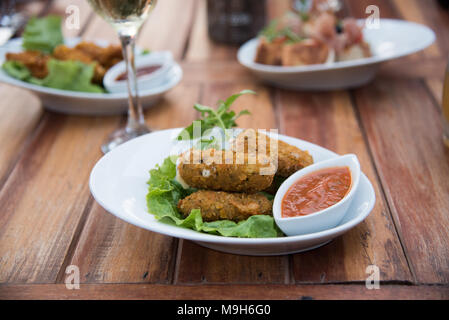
[
  {"x1": 75, "y1": 42, "x2": 123, "y2": 69},
  {"x1": 276, "y1": 139, "x2": 314, "y2": 176},
  {"x1": 178, "y1": 190, "x2": 273, "y2": 222},
  {"x1": 178, "y1": 149, "x2": 275, "y2": 193},
  {"x1": 254, "y1": 37, "x2": 284, "y2": 65},
  {"x1": 281, "y1": 39, "x2": 329, "y2": 66},
  {"x1": 232, "y1": 129, "x2": 314, "y2": 177},
  {"x1": 6, "y1": 51, "x2": 49, "y2": 79}
]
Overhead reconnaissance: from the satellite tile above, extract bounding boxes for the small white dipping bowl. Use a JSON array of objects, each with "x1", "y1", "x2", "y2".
[
  {"x1": 104, "y1": 51, "x2": 173, "y2": 93},
  {"x1": 273, "y1": 154, "x2": 361, "y2": 236}
]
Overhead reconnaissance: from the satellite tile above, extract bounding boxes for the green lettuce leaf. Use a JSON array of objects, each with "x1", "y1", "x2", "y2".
[
  {"x1": 2, "y1": 61, "x2": 31, "y2": 81},
  {"x1": 2, "y1": 58, "x2": 104, "y2": 93},
  {"x1": 22, "y1": 16, "x2": 64, "y2": 54},
  {"x1": 146, "y1": 156, "x2": 282, "y2": 238},
  {"x1": 37, "y1": 59, "x2": 104, "y2": 93},
  {"x1": 176, "y1": 90, "x2": 254, "y2": 141}
]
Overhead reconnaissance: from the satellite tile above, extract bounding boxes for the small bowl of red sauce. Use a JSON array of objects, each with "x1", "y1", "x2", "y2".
[
  {"x1": 103, "y1": 51, "x2": 173, "y2": 93},
  {"x1": 273, "y1": 154, "x2": 361, "y2": 236}
]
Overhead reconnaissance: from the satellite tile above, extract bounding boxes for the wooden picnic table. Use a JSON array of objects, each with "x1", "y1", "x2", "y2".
[{"x1": 0, "y1": 0, "x2": 448, "y2": 300}]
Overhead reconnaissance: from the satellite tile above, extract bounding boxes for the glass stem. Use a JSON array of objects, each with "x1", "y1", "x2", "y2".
[{"x1": 119, "y1": 34, "x2": 145, "y2": 133}]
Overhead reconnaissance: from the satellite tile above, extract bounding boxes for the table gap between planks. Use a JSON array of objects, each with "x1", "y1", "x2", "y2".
[{"x1": 0, "y1": 0, "x2": 447, "y2": 300}]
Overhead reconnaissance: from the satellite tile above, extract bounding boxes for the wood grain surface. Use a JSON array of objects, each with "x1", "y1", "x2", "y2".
[{"x1": 0, "y1": 0, "x2": 448, "y2": 299}]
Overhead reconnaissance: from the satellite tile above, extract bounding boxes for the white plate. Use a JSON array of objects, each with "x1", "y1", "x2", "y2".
[
  {"x1": 89, "y1": 128, "x2": 376, "y2": 256},
  {"x1": 237, "y1": 19, "x2": 435, "y2": 90},
  {"x1": 0, "y1": 38, "x2": 182, "y2": 115}
]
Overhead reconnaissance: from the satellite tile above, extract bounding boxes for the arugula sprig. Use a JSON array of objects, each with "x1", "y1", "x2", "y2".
[
  {"x1": 177, "y1": 90, "x2": 254, "y2": 141},
  {"x1": 260, "y1": 21, "x2": 304, "y2": 43}
]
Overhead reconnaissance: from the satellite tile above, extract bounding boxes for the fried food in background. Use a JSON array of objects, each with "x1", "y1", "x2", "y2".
[
  {"x1": 178, "y1": 190, "x2": 273, "y2": 222},
  {"x1": 52, "y1": 42, "x2": 122, "y2": 84},
  {"x1": 231, "y1": 129, "x2": 314, "y2": 178},
  {"x1": 256, "y1": 6, "x2": 371, "y2": 66},
  {"x1": 281, "y1": 39, "x2": 330, "y2": 66},
  {"x1": 254, "y1": 37, "x2": 284, "y2": 65},
  {"x1": 177, "y1": 148, "x2": 275, "y2": 193},
  {"x1": 75, "y1": 42, "x2": 123, "y2": 70},
  {"x1": 53, "y1": 45, "x2": 106, "y2": 84},
  {"x1": 6, "y1": 51, "x2": 49, "y2": 79},
  {"x1": 337, "y1": 41, "x2": 371, "y2": 62},
  {"x1": 6, "y1": 41, "x2": 123, "y2": 85}
]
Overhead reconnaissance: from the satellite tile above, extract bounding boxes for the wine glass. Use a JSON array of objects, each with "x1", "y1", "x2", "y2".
[{"x1": 87, "y1": 0, "x2": 157, "y2": 153}]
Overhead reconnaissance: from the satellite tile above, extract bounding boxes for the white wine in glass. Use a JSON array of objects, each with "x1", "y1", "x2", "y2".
[{"x1": 87, "y1": 0, "x2": 158, "y2": 153}]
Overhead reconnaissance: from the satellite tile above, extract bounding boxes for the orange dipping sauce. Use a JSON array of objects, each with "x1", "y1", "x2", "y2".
[{"x1": 282, "y1": 166, "x2": 351, "y2": 217}]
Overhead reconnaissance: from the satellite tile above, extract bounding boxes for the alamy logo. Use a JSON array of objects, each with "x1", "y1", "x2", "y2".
[
  {"x1": 365, "y1": 5, "x2": 380, "y2": 29},
  {"x1": 65, "y1": 5, "x2": 80, "y2": 30},
  {"x1": 65, "y1": 265, "x2": 80, "y2": 290},
  {"x1": 365, "y1": 265, "x2": 380, "y2": 289}
]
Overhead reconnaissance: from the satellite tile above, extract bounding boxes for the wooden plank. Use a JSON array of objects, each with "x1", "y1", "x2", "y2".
[
  {"x1": 175, "y1": 82, "x2": 291, "y2": 285},
  {"x1": 60, "y1": 4, "x2": 200, "y2": 284},
  {"x1": 0, "y1": 114, "x2": 120, "y2": 283},
  {"x1": 391, "y1": 0, "x2": 441, "y2": 59},
  {"x1": 344, "y1": 0, "x2": 399, "y2": 19},
  {"x1": 185, "y1": 0, "x2": 238, "y2": 62},
  {"x1": 0, "y1": 0, "x2": 100, "y2": 283},
  {"x1": 353, "y1": 78, "x2": 449, "y2": 284},
  {"x1": 0, "y1": 283, "x2": 447, "y2": 300},
  {"x1": 68, "y1": 84, "x2": 201, "y2": 283},
  {"x1": 426, "y1": 77, "x2": 444, "y2": 108},
  {"x1": 182, "y1": 61, "x2": 256, "y2": 84},
  {"x1": 0, "y1": 0, "x2": 199, "y2": 284},
  {"x1": 138, "y1": 0, "x2": 198, "y2": 59},
  {"x1": 68, "y1": 203, "x2": 178, "y2": 284},
  {"x1": 0, "y1": 4, "x2": 116, "y2": 284},
  {"x1": 379, "y1": 57, "x2": 446, "y2": 80},
  {"x1": 276, "y1": 89, "x2": 412, "y2": 283},
  {"x1": 0, "y1": 0, "x2": 58, "y2": 187},
  {"x1": 0, "y1": 86, "x2": 42, "y2": 186}
]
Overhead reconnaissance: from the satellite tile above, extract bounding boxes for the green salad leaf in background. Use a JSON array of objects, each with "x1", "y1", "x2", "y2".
[
  {"x1": 146, "y1": 156, "x2": 282, "y2": 238},
  {"x1": 2, "y1": 16, "x2": 103, "y2": 93},
  {"x1": 22, "y1": 15, "x2": 64, "y2": 54},
  {"x1": 259, "y1": 12, "x2": 305, "y2": 44},
  {"x1": 2, "y1": 61, "x2": 31, "y2": 81},
  {"x1": 3, "y1": 59, "x2": 104, "y2": 93},
  {"x1": 32, "y1": 59, "x2": 104, "y2": 93}
]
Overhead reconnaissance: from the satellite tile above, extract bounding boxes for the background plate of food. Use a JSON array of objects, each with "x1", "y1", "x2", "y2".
[
  {"x1": 238, "y1": 12, "x2": 435, "y2": 90},
  {"x1": 89, "y1": 91, "x2": 376, "y2": 255},
  {"x1": 0, "y1": 16, "x2": 182, "y2": 115}
]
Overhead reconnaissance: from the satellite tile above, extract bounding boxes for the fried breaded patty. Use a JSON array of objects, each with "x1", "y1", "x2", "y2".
[
  {"x1": 178, "y1": 190, "x2": 273, "y2": 222},
  {"x1": 232, "y1": 129, "x2": 313, "y2": 177},
  {"x1": 75, "y1": 42, "x2": 122, "y2": 69},
  {"x1": 177, "y1": 148, "x2": 275, "y2": 193},
  {"x1": 281, "y1": 39, "x2": 330, "y2": 66},
  {"x1": 6, "y1": 51, "x2": 49, "y2": 79},
  {"x1": 254, "y1": 37, "x2": 284, "y2": 65}
]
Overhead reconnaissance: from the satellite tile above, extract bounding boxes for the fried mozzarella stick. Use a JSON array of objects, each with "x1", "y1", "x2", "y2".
[
  {"x1": 177, "y1": 149, "x2": 275, "y2": 193},
  {"x1": 178, "y1": 190, "x2": 273, "y2": 222},
  {"x1": 232, "y1": 129, "x2": 314, "y2": 177}
]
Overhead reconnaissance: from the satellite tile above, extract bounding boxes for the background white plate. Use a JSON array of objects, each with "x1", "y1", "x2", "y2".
[
  {"x1": 89, "y1": 128, "x2": 376, "y2": 256},
  {"x1": 0, "y1": 38, "x2": 182, "y2": 115},
  {"x1": 237, "y1": 19, "x2": 435, "y2": 90}
]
